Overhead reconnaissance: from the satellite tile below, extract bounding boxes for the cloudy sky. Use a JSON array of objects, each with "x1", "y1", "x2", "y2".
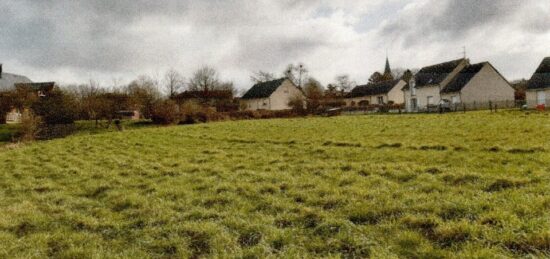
[{"x1": 1, "y1": 0, "x2": 549, "y2": 91}]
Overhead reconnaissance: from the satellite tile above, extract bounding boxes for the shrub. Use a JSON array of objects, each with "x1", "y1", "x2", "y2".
[
  {"x1": 31, "y1": 88, "x2": 77, "y2": 125},
  {"x1": 151, "y1": 100, "x2": 181, "y2": 125},
  {"x1": 16, "y1": 110, "x2": 42, "y2": 142}
]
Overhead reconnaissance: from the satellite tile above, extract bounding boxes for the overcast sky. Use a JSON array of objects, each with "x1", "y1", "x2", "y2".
[{"x1": 1, "y1": 0, "x2": 549, "y2": 90}]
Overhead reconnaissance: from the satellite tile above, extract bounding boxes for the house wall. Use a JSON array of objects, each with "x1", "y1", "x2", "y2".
[
  {"x1": 387, "y1": 81, "x2": 406, "y2": 104},
  {"x1": 459, "y1": 64, "x2": 515, "y2": 104},
  {"x1": 5, "y1": 108, "x2": 22, "y2": 124},
  {"x1": 344, "y1": 95, "x2": 379, "y2": 106},
  {"x1": 412, "y1": 85, "x2": 441, "y2": 110},
  {"x1": 241, "y1": 97, "x2": 270, "y2": 111},
  {"x1": 344, "y1": 80, "x2": 406, "y2": 107},
  {"x1": 526, "y1": 89, "x2": 550, "y2": 107},
  {"x1": 241, "y1": 79, "x2": 304, "y2": 111},
  {"x1": 268, "y1": 79, "x2": 305, "y2": 110}
]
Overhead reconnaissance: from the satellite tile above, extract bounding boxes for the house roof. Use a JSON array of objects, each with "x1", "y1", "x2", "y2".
[
  {"x1": 15, "y1": 82, "x2": 55, "y2": 92},
  {"x1": 441, "y1": 62, "x2": 485, "y2": 93},
  {"x1": 175, "y1": 90, "x2": 233, "y2": 100},
  {"x1": 348, "y1": 79, "x2": 402, "y2": 98},
  {"x1": 415, "y1": 59, "x2": 466, "y2": 88},
  {"x1": 0, "y1": 73, "x2": 32, "y2": 91},
  {"x1": 527, "y1": 57, "x2": 550, "y2": 90},
  {"x1": 241, "y1": 78, "x2": 287, "y2": 99}
]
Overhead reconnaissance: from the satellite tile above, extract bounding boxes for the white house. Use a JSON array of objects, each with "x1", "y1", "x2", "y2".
[
  {"x1": 403, "y1": 59, "x2": 514, "y2": 112},
  {"x1": 345, "y1": 79, "x2": 407, "y2": 107},
  {"x1": 240, "y1": 78, "x2": 305, "y2": 111},
  {"x1": 526, "y1": 57, "x2": 550, "y2": 108}
]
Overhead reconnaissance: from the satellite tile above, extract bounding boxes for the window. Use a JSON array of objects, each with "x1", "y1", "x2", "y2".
[
  {"x1": 427, "y1": 96, "x2": 433, "y2": 105},
  {"x1": 377, "y1": 96, "x2": 384, "y2": 104}
]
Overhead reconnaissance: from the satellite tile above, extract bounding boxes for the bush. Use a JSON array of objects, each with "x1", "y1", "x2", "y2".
[
  {"x1": 16, "y1": 110, "x2": 42, "y2": 142},
  {"x1": 151, "y1": 100, "x2": 181, "y2": 125},
  {"x1": 31, "y1": 88, "x2": 77, "y2": 125}
]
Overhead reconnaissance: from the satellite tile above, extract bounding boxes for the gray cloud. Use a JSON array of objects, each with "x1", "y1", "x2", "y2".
[
  {"x1": 0, "y1": 0, "x2": 548, "y2": 87},
  {"x1": 380, "y1": 0, "x2": 534, "y2": 43}
]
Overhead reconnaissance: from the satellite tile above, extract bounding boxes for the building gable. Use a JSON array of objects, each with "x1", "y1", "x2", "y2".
[
  {"x1": 349, "y1": 79, "x2": 403, "y2": 98},
  {"x1": 415, "y1": 59, "x2": 467, "y2": 88},
  {"x1": 441, "y1": 63, "x2": 485, "y2": 93},
  {"x1": 241, "y1": 78, "x2": 287, "y2": 99},
  {"x1": 527, "y1": 57, "x2": 550, "y2": 90}
]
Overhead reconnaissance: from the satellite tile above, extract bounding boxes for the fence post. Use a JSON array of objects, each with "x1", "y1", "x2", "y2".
[
  {"x1": 489, "y1": 101, "x2": 493, "y2": 112},
  {"x1": 495, "y1": 104, "x2": 498, "y2": 112},
  {"x1": 473, "y1": 101, "x2": 477, "y2": 110},
  {"x1": 463, "y1": 103, "x2": 466, "y2": 113}
]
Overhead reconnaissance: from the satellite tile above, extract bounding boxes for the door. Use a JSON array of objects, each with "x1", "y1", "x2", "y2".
[
  {"x1": 410, "y1": 98, "x2": 417, "y2": 110},
  {"x1": 537, "y1": 91, "x2": 546, "y2": 105}
]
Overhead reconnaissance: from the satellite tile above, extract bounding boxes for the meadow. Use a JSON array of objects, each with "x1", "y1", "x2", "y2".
[{"x1": 1, "y1": 111, "x2": 550, "y2": 258}]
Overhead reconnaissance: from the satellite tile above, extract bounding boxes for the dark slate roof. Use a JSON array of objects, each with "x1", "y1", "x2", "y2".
[
  {"x1": 441, "y1": 63, "x2": 485, "y2": 93},
  {"x1": 241, "y1": 78, "x2": 287, "y2": 99},
  {"x1": 175, "y1": 90, "x2": 233, "y2": 100},
  {"x1": 528, "y1": 57, "x2": 550, "y2": 90},
  {"x1": 14, "y1": 82, "x2": 55, "y2": 92},
  {"x1": 349, "y1": 79, "x2": 401, "y2": 98},
  {"x1": 415, "y1": 59, "x2": 465, "y2": 87}
]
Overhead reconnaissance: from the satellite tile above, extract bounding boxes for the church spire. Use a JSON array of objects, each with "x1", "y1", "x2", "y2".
[{"x1": 384, "y1": 54, "x2": 392, "y2": 77}]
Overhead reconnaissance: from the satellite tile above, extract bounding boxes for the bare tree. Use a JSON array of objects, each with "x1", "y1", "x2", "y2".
[
  {"x1": 127, "y1": 75, "x2": 161, "y2": 119},
  {"x1": 303, "y1": 78, "x2": 324, "y2": 112},
  {"x1": 334, "y1": 75, "x2": 355, "y2": 94},
  {"x1": 219, "y1": 81, "x2": 237, "y2": 96},
  {"x1": 284, "y1": 63, "x2": 308, "y2": 88},
  {"x1": 163, "y1": 69, "x2": 185, "y2": 98},
  {"x1": 368, "y1": 72, "x2": 384, "y2": 84},
  {"x1": 188, "y1": 66, "x2": 220, "y2": 92},
  {"x1": 250, "y1": 71, "x2": 275, "y2": 84},
  {"x1": 391, "y1": 68, "x2": 407, "y2": 81}
]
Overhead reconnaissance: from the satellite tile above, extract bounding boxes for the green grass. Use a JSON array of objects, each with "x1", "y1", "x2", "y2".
[
  {"x1": 0, "y1": 124, "x2": 18, "y2": 143},
  {"x1": 1, "y1": 111, "x2": 550, "y2": 258},
  {"x1": 0, "y1": 120, "x2": 154, "y2": 145}
]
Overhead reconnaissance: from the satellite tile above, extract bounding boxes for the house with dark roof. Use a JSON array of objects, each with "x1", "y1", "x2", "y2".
[
  {"x1": 0, "y1": 64, "x2": 56, "y2": 124},
  {"x1": 403, "y1": 59, "x2": 514, "y2": 111},
  {"x1": 240, "y1": 78, "x2": 304, "y2": 111},
  {"x1": 526, "y1": 57, "x2": 550, "y2": 107},
  {"x1": 345, "y1": 79, "x2": 406, "y2": 107}
]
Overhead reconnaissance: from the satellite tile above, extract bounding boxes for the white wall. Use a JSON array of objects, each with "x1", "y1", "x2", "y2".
[
  {"x1": 459, "y1": 63, "x2": 515, "y2": 104},
  {"x1": 269, "y1": 79, "x2": 304, "y2": 110},
  {"x1": 240, "y1": 79, "x2": 304, "y2": 111},
  {"x1": 345, "y1": 80, "x2": 406, "y2": 107},
  {"x1": 526, "y1": 89, "x2": 550, "y2": 107}
]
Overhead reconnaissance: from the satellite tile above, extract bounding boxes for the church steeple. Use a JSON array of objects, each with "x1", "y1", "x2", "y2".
[{"x1": 384, "y1": 55, "x2": 392, "y2": 76}]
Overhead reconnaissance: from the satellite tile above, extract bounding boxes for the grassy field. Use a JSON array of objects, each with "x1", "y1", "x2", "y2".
[{"x1": 1, "y1": 111, "x2": 550, "y2": 258}]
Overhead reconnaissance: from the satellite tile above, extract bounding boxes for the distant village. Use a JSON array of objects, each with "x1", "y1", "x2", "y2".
[{"x1": 0, "y1": 55, "x2": 549, "y2": 128}]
